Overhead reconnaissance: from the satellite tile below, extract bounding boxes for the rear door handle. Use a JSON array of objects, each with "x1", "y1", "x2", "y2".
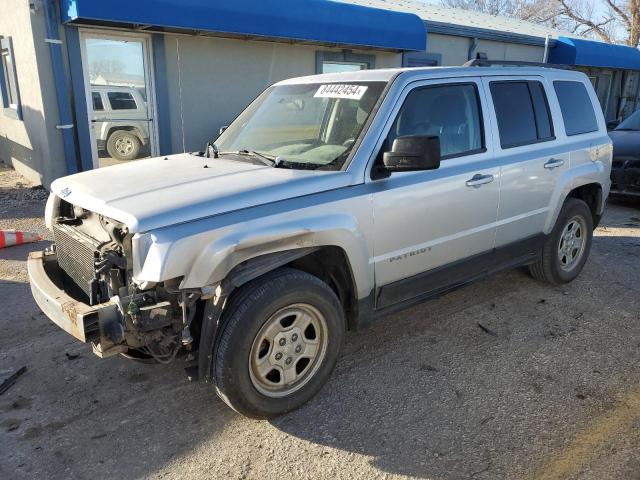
[
  {"x1": 465, "y1": 173, "x2": 494, "y2": 188},
  {"x1": 544, "y1": 158, "x2": 565, "y2": 169}
]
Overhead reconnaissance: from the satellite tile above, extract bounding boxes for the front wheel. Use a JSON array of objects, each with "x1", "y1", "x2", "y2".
[
  {"x1": 213, "y1": 268, "x2": 345, "y2": 418},
  {"x1": 529, "y1": 197, "x2": 593, "y2": 284}
]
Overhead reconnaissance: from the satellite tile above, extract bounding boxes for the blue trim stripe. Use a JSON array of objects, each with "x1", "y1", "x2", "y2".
[
  {"x1": 60, "y1": 0, "x2": 426, "y2": 52},
  {"x1": 65, "y1": 26, "x2": 93, "y2": 172},
  {"x1": 44, "y1": 0, "x2": 79, "y2": 175}
]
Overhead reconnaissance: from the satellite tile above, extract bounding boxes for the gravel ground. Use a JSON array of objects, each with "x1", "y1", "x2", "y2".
[{"x1": 1, "y1": 164, "x2": 640, "y2": 480}]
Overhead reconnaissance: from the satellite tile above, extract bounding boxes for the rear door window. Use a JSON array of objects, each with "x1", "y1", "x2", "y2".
[
  {"x1": 553, "y1": 81, "x2": 599, "y2": 136},
  {"x1": 107, "y1": 91, "x2": 137, "y2": 110},
  {"x1": 490, "y1": 81, "x2": 554, "y2": 149}
]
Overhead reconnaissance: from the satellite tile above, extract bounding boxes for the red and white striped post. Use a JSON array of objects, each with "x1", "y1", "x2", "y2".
[{"x1": 0, "y1": 230, "x2": 43, "y2": 249}]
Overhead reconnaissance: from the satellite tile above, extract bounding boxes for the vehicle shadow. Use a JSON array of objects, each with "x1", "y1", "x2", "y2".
[
  {"x1": 270, "y1": 226, "x2": 640, "y2": 479},
  {"x1": 0, "y1": 276, "x2": 237, "y2": 480},
  {"x1": 0, "y1": 240, "x2": 51, "y2": 262}
]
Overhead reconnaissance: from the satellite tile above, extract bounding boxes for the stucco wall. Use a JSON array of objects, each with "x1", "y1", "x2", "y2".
[
  {"x1": 427, "y1": 33, "x2": 471, "y2": 66},
  {"x1": 0, "y1": 0, "x2": 67, "y2": 187},
  {"x1": 427, "y1": 33, "x2": 545, "y2": 66},
  {"x1": 160, "y1": 35, "x2": 401, "y2": 153},
  {"x1": 476, "y1": 38, "x2": 544, "y2": 62}
]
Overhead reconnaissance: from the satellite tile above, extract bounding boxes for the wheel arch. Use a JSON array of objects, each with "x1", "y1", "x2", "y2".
[
  {"x1": 195, "y1": 244, "x2": 362, "y2": 384},
  {"x1": 545, "y1": 178, "x2": 605, "y2": 233},
  {"x1": 567, "y1": 182, "x2": 603, "y2": 228},
  {"x1": 107, "y1": 125, "x2": 145, "y2": 144},
  {"x1": 212, "y1": 245, "x2": 361, "y2": 331}
]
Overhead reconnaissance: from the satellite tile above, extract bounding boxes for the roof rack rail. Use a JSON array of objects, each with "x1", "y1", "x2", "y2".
[{"x1": 463, "y1": 59, "x2": 573, "y2": 70}]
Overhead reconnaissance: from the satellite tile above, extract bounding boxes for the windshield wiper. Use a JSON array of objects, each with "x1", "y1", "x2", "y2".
[{"x1": 219, "y1": 149, "x2": 278, "y2": 167}]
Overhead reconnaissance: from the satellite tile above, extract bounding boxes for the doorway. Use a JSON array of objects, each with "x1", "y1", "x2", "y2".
[{"x1": 80, "y1": 31, "x2": 158, "y2": 168}]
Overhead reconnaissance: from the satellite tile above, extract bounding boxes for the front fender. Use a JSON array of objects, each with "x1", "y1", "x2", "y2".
[{"x1": 135, "y1": 207, "x2": 374, "y2": 300}]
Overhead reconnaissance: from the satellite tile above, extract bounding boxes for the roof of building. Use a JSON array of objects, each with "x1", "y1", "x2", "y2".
[
  {"x1": 60, "y1": 0, "x2": 427, "y2": 51},
  {"x1": 344, "y1": 0, "x2": 574, "y2": 46}
]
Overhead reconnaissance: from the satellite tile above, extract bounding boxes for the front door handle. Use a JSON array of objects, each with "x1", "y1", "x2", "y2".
[
  {"x1": 466, "y1": 173, "x2": 494, "y2": 188},
  {"x1": 544, "y1": 158, "x2": 565, "y2": 169}
]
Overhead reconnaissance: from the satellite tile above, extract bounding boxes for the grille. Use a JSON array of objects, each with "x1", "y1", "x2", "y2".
[{"x1": 53, "y1": 223, "x2": 100, "y2": 300}]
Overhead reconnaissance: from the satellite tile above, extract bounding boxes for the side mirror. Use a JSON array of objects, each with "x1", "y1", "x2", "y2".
[
  {"x1": 383, "y1": 135, "x2": 441, "y2": 172},
  {"x1": 219, "y1": 125, "x2": 229, "y2": 135},
  {"x1": 606, "y1": 120, "x2": 620, "y2": 130}
]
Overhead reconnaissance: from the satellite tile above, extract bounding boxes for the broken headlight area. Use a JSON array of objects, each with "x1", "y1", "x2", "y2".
[
  {"x1": 97, "y1": 287, "x2": 200, "y2": 364},
  {"x1": 49, "y1": 199, "x2": 202, "y2": 363}
]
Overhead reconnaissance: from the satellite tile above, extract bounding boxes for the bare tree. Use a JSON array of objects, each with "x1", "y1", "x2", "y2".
[
  {"x1": 440, "y1": 0, "x2": 559, "y2": 24},
  {"x1": 441, "y1": 0, "x2": 640, "y2": 46},
  {"x1": 557, "y1": 0, "x2": 640, "y2": 46}
]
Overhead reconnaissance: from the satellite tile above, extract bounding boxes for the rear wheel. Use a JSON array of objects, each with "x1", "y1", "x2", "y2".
[
  {"x1": 529, "y1": 197, "x2": 593, "y2": 284},
  {"x1": 107, "y1": 130, "x2": 141, "y2": 161},
  {"x1": 213, "y1": 268, "x2": 345, "y2": 418}
]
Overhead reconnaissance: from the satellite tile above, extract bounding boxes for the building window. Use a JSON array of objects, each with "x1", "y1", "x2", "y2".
[
  {"x1": 402, "y1": 52, "x2": 441, "y2": 67},
  {"x1": 315, "y1": 51, "x2": 375, "y2": 74},
  {"x1": 0, "y1": 36, "x2": 21, "y2": 119}
]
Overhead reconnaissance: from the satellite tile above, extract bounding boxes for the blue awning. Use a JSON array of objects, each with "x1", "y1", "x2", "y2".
[
  {"x1": 549, "y1": 36, "x2": 640, "y2": 70},
  {"x1": 60, "y1": 0, "x2": 427, "y2": 52}
]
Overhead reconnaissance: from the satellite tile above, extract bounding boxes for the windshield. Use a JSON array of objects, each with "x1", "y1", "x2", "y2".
[
  {"x1": 215, "y1": 81, "x2": 387, "y2": 170},
  {"x1": 616, "y1": 109, "x2": 640, "y2": 131}
]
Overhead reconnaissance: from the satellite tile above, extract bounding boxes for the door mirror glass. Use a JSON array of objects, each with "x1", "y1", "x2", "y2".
[{"x1": 383, "y1": 135, "x2": 441, "y2": 172}]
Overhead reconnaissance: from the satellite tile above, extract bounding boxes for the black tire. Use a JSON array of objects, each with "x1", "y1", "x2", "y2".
[
  {"x1": 213, "y1": 268, "x2": 345, "y2": 418},
  {"x1": 529, "y1": 197, "x2": 593, "y2": 284},
  {"x1": 106, "y1": 130, "x2": 141, "y2": 161}
]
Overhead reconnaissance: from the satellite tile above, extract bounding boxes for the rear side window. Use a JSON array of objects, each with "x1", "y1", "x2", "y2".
[
  {"x1": 91, "y1": 92, "x2": 104, "y2": 111},
  {"x1": 490, "y1": 81, "x2": 554, "y2": 149},
  {"x1": 107, "y1": 91, "x2": 137, "y2": 110},
  {"x1": 553, "y1": 81, "x2": 599, "y2": 136}
]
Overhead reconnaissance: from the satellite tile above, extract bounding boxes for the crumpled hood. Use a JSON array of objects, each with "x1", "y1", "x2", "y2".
[{"x1": 50, "y1": 153, "x2": 349, "y2": 233}]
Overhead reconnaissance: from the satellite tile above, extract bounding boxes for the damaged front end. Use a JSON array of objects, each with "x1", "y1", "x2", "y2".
[{"x1": 29, "y1": 199, "x2": 202, "y2": 363}]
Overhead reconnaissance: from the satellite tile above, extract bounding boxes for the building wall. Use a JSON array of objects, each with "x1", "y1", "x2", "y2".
[
  {"x1": 427, "y1": 33, "x2": 545, "y2": 66},
  {"x1": 476, "y1": 39, "x2": 544, "y2": 62},
  {"x1": 0, "y1": 0, "x2": 67, "y2": 187},
  {"x1": 160, "y1": 34, "x2": 401, "y2": 153},
  {"x1": 427, "y1": 33, "x2": 470, "y2": 66}
]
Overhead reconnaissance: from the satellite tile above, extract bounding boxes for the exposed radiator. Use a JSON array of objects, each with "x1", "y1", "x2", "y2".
[{"x1": 52, "y1": 223, "x2": 100, "y2": 301}]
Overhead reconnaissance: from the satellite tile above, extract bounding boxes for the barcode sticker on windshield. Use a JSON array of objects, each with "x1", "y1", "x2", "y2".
[{"x1": 314, "y1": 84, "x2": 368, "y2": 100}]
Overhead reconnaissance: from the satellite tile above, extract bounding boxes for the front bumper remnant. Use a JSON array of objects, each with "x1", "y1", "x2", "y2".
[{"x1": 27, "y1": 251, "x2": 126, "y2": 357}]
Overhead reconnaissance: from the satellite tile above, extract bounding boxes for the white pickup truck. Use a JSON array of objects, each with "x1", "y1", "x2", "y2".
[{"x1": 29, "y1": 63, "x2": 611, "y2": 418}]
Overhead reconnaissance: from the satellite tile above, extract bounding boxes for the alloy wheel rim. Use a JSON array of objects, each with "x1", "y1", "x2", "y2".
[
  {"x1": 249, "y1": 303, "x2": 328, "y2": 398},
  {"x1": 115, "y1": 137, "x2": 134, "y2": 156},
  {"x1": 557, "y1": 215, "x2": 587, "y2": 271}
]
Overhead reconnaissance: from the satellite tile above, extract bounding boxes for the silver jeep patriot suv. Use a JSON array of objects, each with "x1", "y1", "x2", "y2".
[{"x1": 29, "y1": 64, "x2": 612, "y2": 418}]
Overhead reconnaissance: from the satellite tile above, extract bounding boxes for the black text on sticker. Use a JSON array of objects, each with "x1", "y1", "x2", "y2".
[{"x1": 314, "y1": 84, "x2": 368, "y2": 100}]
